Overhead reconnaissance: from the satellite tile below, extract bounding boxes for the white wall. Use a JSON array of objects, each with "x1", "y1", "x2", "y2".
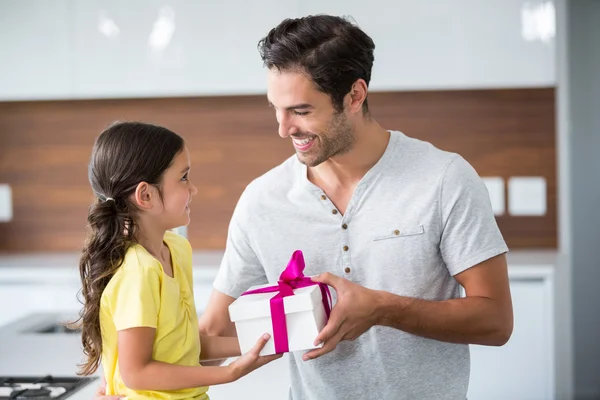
[{"x1": 0, "y1": 0, "x2": 555, "y2": 101}]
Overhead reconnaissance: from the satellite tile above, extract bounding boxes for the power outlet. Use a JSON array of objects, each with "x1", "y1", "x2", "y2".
[
  {"x1": 508, "y1": 177, "x2": 547, "y2": 216},
  {"x1": 0, "y1": 184, "x2": 13, "y2": 222},
  {"x1": 482, "y1": 177, "x2": 505, "y2": 216}
]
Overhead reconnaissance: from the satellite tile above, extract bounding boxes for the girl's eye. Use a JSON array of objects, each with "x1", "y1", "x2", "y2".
[{"x1": 181, "y1": 173, "x2": 188, "y2": 181}]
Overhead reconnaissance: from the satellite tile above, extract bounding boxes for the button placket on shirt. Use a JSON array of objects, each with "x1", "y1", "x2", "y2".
[
  {"x1": 340, "y1": 218, "x2": 352, "y2": 275},
  {"x1": 318, "y1": 192, "x2": 353, "y2": 277}
]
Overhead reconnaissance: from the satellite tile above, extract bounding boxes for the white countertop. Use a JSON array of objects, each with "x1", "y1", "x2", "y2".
[
  {"x1": 0, "y1": 251, "x2": 224, "y2": 270},
  {"x1": 0, "y1": 249, "x2": 559, "y2": 267},
  {"x1": 0, "y1": 249, "x2": 558, "y2": 285},
  {"x1": 0, "y1": 251, "x2": 222, "y2": 286}
]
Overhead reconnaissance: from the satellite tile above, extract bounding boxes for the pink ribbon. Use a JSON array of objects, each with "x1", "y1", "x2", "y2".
[{"x1": 241, "y1": 250, "x2": 332, "y2": 354}]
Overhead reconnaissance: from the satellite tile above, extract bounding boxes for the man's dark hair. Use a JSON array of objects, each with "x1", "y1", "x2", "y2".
[{"x1": 258, "y1": 15, "x2": 375, "y2": 114}]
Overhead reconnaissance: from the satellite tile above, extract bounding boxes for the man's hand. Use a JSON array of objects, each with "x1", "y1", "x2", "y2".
[{"x1": 302, "y1": 272, "x2": 380, "y2": 361}]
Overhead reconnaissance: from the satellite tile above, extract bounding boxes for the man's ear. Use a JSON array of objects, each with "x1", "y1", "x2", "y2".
[{"x1": 346, "y1": 79, "x2": 368, "y2": 114}]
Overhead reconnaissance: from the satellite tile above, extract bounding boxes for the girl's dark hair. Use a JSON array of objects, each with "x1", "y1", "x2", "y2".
[
  {"x1": 73, "y1": 121, "x2": 184, "y2": 375},
  {"x1": 258, "y1": 14, "x2": 375, "y2": 113}
]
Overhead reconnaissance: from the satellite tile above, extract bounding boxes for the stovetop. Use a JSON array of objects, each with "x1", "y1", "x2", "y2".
[{"x1": 0, "y1": 376, "x2": 97, "y2": 399}]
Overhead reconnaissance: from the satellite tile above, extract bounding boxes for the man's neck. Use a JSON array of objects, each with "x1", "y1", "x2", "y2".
[{"x1": 308, "y1": 120, "x2": 390, "y2": 190}]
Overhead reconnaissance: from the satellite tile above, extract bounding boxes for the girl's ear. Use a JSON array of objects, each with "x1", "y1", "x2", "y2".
[{"x1": 133, "y1": 182, "x2": 155, "y2": 210}]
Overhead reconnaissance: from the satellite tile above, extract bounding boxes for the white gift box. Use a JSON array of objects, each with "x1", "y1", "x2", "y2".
[{"x1": 228, "y1": 282, "x2": 329, "y2": 356}]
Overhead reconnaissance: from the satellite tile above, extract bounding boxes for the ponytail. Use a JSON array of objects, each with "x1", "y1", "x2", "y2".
[{"x1": 73, "y1": 197, "x2": 135, "y2": 375}]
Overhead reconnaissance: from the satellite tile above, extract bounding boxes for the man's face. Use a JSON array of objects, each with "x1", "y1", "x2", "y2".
[{"x1": 267, "y1": 69, "x2": 356, "y2": 167}]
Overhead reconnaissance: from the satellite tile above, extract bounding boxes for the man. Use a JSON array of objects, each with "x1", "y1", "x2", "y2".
[
  {"x1": 100, "y1": 14, "x2": 513, "y2": 400},
  {"x1": 200, "y1": 14, "x2": 513, "y2": 400}
]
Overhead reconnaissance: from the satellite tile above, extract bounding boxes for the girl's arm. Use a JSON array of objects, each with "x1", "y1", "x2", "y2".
[
  {"x1": 199, "y1": 335, "x2": 240, "y2": 361},
  {"x1": 118, "y1": 327, "x2": 279, "y2": 391}
]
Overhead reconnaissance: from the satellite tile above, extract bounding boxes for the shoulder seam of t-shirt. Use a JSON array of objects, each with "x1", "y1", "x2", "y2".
[
  {"x1": 437, "y1": 153, "x2": 462, "y2": 229},
  {"x1": 106, "y1": 254, "x2": 162, "y2": 312},
  {"x1": 131, "y1": 245, "x2": 163, "y2": 277}
]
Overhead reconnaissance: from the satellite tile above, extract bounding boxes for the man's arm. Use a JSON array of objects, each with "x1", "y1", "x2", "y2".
[
  {"x1": 375, "y1": 254, "x2": 513, "y2": 344},
  {"x1": 198, "y1": 289, "x2": 238, "y2": 365},
  {"x1": 199, "y1": 336, "x2": 240, "y2": 361},
  {"x1": 198, "y1": 289, "x2": 237, "y2": 336},
  {"x1": 303, "y1": 254, "x2": 513, "y2": 360}
]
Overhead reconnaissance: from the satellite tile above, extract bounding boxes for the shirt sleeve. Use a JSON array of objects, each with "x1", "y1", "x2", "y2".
[
  {"x1": 439, "y1": 155, "x2": 509, "y2": 276},
  {"x1": 213, "y1": 187, "x2": 267, "y2": 298},
  {"x1": 109, "y1": 265, "x2": 162, "y2": 331}
]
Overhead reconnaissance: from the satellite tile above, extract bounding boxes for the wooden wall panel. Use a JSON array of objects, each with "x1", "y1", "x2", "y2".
[
  {"x1": 0, "y1": 88, "x2": 556, "y2": 252},
  {"x1": 369, "y1": 89, "x2": 556, "y2": 248}
]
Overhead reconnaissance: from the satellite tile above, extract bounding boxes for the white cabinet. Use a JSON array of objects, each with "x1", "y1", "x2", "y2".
[
  {"x1": 193, "y1": 282, "x2": 214, "y2": 314},
  {"x1": 0, "y1": 0, "x2": 554, "y2": 101},
  {"x1": 207, "y1": 355, "x2": 290, "y2": 400},
  {"x1": 0, "y1": 0, "x2": 298, "y2": 101},
  {"x1": 70, "y1": 0, "x2": 298, "y2": 99},
  {"x1": 0, "y1": 283, "x2": 81, "y2": 327},
  {"x1": 299, "y1": 0, "x2": 555, "y2": 91},
  {"x1": 0, "y1": 0, "x2": 72, "y2": 100},
  {"x1": 468, "y1": 271, "x2": 555, "y2": 399}
]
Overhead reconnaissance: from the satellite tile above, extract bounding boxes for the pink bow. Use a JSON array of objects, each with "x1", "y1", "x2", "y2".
[{"x1": 241, "y1": 250, "x2": 332, "y2": 353}]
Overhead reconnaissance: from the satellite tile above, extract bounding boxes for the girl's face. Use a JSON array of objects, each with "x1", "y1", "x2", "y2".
[{"x1": 154, "y1": 146, "x2": 198, "y2": 230}]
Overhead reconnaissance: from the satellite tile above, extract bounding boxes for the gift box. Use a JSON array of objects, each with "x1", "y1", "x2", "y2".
[{"x1": 228, "y1": 250, "x2": 332, "y2": 356}]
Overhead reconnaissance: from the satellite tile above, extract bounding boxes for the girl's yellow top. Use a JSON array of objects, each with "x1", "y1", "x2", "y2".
[{"x1": 100, "y1": 231, "x2": 208, "y2": 399}]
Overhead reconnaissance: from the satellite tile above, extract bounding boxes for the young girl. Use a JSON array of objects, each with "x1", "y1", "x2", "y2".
[{"x1": 74, "y1": 121, "x2": 280, "y2": 399}]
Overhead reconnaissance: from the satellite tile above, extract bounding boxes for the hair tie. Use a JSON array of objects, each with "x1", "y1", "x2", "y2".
[{"x1": 103, "y1": 197, "x2": 115, "y2": 203}]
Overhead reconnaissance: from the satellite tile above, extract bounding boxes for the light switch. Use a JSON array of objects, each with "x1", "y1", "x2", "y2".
[
  {"x1": 482, "y1": 177, "x2": 505, "y2": 216},
  {"x1": 508, "y1": 177, "x2": 547, "y2": 216},
  {"x1": 0, "y1": 184, "x2": 12, "y2": 222}
]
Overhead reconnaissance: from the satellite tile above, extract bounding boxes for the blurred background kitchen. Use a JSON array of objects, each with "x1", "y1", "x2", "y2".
[{"x1": 0, "y1": 0, "x2": 598, "y2": 399}]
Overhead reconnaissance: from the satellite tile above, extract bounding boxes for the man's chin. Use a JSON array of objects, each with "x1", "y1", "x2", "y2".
[{"x1": 296, "y1": 153, "x2": 324, "y2": 168}]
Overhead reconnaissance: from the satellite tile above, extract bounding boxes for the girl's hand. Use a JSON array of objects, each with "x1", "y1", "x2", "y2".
[
  {"x1": 228, "y1": 333, "x2": 282, "y2": 380},
  {"x1": 94, "y1": 376, "x2": 124, "y2": 399}
]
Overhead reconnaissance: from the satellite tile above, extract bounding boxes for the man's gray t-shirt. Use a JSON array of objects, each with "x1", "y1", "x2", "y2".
[{"x1": 214, "y1": 131, "x2": 508, "y2": 400}]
